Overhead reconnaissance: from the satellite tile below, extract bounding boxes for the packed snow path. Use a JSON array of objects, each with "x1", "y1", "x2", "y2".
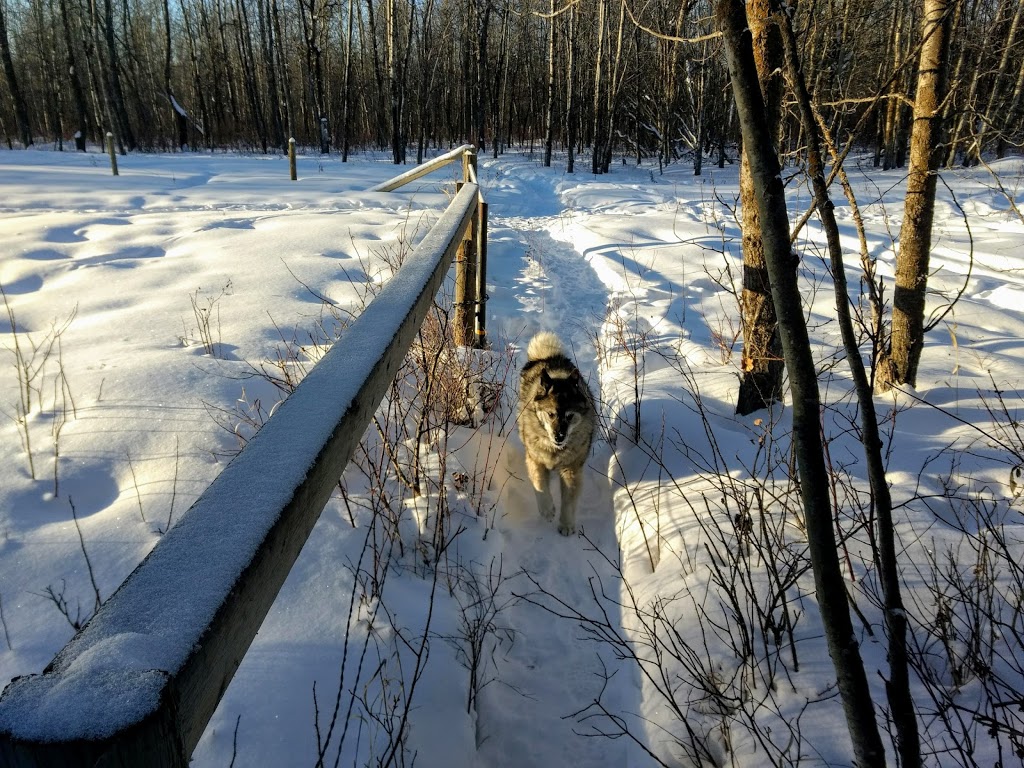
[{"x1": 473, "y1": 158, "x2": 639, "y2": 767}]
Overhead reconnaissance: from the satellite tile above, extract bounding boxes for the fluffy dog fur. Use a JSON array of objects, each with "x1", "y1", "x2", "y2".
[{"x1": 519, "y1": 331, "x2": 596, "y2": 535}]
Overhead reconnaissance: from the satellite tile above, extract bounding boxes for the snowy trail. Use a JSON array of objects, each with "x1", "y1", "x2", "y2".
[{"x1": 472, "y1": 159, "x2": 642, "y2": 767}]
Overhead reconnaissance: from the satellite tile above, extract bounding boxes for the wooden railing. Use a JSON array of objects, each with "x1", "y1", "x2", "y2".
[
  {"x1": 371, "y1": 144, "x2": 488, "y2": 348},
  {"x1": 0, "y1": 146, "x2": 487, "y2": 767}
]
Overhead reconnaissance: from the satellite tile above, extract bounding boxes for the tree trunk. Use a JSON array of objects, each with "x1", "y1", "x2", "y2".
[
  {"x1": 942, "y1": 0, "x2": 976, "y2": 167},
  {"x1": 882, "y1": 1, "x2": 906, "y2": 170},
  {"x1": 270, "y1": 0, "x2": 293, "y2": 145},
  {"x1": 590, "y1": 0, "x2": 607, "y2": 175},
  {"x1": 100, "y1": 0, "x2": 135, "y2": 151},
  {"x1": 778, "y1": 8, "x2": 921, "y2": 765},
  {"x1": 472, "y1": 0, "x2": 491, "y2": 151},
  {"x1": 492, "y1": 3, "x2": 510, "y2": 159},
  {"x1": 260, "y1": 0, "x2": 285, "y2": 150},
  {"x1": 972, "y1": 0, "x2": 1023, "y2": 161},
  {"x1": 735, "y1": 0, "x2": 785, "y2": 416},
  {"x1": 234, "y1": 0, "x2": 268, "y2": 152},
  {"x1": 162, "y1": 0, "x2": 188, "y2": 149},
  {"x1": 543, "y1": 0, "x2": 556, "y2": 167},
  {"x1": 716, "y1": 2, "x2": 887, "y2": 765},
  {"x1": 0, "y1": 0, "x2": 34, "y2": 146},
  {"x1": 341, "y1": 0, "x2": 355, "y2": 160},
  {"x1": 601, "y1": 0, "x2": 627, "y2": 174},
  {"x1": 883, "y1": 0, "x2": 953, "y2": 390},
  {"x1": 37, "y1": 0, "x2": 64, "y2": 147},
  {"x1": 59, "y1": 0, "x2": 90, "y2": 149},
  {"x1": 386, "y1": 0, "x2": 402, "y2": 163},
  {"x1": 565, "y1": 2, "x2": 577, "y2": 173},
  {"x1": 180, "y1": 0, "x2": 211, "y2": 148}
]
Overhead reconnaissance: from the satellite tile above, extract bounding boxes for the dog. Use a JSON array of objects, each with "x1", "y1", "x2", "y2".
[{"x1": 519, "y1": 331, "x2": 596, "y2": 535}]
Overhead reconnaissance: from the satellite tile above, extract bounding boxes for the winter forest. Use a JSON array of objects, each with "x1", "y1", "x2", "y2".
[
  {"x1": 0, "y1": 0, "x2": 1021, "y2": 169},
  {"x1": 2, "y1": 0, "x2": 1024, "y2": 766}
]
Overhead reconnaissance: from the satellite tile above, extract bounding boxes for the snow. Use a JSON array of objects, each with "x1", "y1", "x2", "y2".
[
  {"x1": 169, "y1": 93, "x2": 188, "y2": 118},
  {"x1": 0, "y1": 144, "x2": 1023, "y2": 766}
]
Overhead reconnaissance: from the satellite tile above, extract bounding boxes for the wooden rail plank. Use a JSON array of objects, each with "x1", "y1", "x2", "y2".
[
  {"x1": 367, "y1": 143, "x2": 475, "y2": 192},
  {"x1": 0, "y1": 182, "x2": 480, "y2": 768}
]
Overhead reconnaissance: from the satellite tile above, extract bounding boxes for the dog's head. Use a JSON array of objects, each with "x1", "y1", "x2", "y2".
[{"x1": 533, "y1": 369, "x2": 588, "y2": 448}]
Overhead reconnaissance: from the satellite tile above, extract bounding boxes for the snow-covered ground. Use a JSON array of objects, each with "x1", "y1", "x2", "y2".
[{"x1": 1, "y1": 145, "x2": 1023, "y2": 766}]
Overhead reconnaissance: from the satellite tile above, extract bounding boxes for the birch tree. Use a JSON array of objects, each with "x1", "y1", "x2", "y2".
[
  {"x1": 735, "y1": 0, "x2": 785, "y2": 416},
  {"x1": 882, "y1": 0, "x2": 954, "y2": 389}
]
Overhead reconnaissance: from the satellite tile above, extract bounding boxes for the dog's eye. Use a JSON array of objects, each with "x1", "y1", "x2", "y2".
[{"x1": 568, "y1": 412, "x2": 580, "y2": 424}]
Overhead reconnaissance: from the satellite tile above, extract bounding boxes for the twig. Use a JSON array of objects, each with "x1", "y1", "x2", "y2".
[
  {"x1": 0, "y1": 592, "x2": 12, "y2": 650},
  {"x1": 126, "y1": 450, "x2": 146, "y2": 523},
  {"x1": 69, "y1": 496, "x2": 103, "y2": 613}
]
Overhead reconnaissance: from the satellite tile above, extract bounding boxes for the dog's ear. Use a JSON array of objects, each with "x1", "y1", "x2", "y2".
[{"x1": 537, "y1": 369, "x2": 553, "y2": 396}]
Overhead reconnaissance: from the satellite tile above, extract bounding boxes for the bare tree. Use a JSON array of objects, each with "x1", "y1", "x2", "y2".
[
  {"x1": 542, "y1": 0, "x2": 556, "y2": 166},
  {"x1": 716, "y1": 1, "x2": 887, "y2": 764},
  {"x1": 735, "y1": 0, "x2": 784, "y2": 416},
  {"x1": 1, "y1": 0, "x2": 34, "y2": 146},
  {"x1": 776, "y1": 4, "x2": 921, "y2": 763},
  {"x1": 882, "y1": 0, "x2": 954, "y2": 390},
  {"x1": 58, "y1": 0, "x2": 89, "y2": 149},
  {"x1": 968, "y1": 0, "x2": 1023, "y2": 163}
]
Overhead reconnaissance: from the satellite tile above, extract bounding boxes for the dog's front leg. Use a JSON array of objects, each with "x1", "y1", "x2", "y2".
[
  {"x1": 558, "y1": 467, "x2": 583, "y2": 536},
  {"x1": 526, "y1": 455, "x2": 556, "y2": 521}
]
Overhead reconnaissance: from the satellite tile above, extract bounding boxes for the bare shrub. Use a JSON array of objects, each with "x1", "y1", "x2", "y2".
[
  {"x1": 1, "y1": 283, "x2": 77, "y2": 481},
  {"x1": 181, "y1": 281, "x2": 232, "y2": 357}
]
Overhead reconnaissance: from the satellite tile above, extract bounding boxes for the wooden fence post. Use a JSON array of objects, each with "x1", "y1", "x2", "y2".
[
  {"x1": 453, "y1": 179, "x2": 477, "y2": 348},
  {"x1": 462, "y1": 147, "x2": 477, "y2": 184},
  {"x1": 474, "y1": 200, "x2": 488, "y2": 348},
  {"x1": 288, "y1": 138, "x2": 297, "y2": 180},
  {"x1": 107, "y1": 132, "x2": 118, "y2": 176},
  {"x1": 319, "y1": 118, "x2": 330, "y2": 154}
]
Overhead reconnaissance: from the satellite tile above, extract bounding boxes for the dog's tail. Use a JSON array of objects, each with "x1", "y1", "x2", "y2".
[{"x1": 527, "y1": 331, "x2": 565, "y2": 361}]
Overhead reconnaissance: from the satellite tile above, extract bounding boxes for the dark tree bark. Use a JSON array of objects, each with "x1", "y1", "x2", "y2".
[
  {"x1": 469, "y1": 0, "x2": 491, "y2": 151},
  {"x1": 491, "y1": 2, "x2": 510, "y2": 159},
  {"x1": 735, "y1": 0, "x2": 784, "y2": 416},
  {"x1": 972, "y1": 0, "x2": 1023, "y2": 162},
  {"x1": 543, "y1": 0, "x2": 556, "y2": 167},
  {"x1": 233, "y1": 0, "x2": 268, "y2": 152},
  {"x1": 590, "y1": 0, "x2": 607, "y2": 175},
  {"x1": 564, "y1": 1, "x2": 577, "y2": 172},
  {"x1": 162, "y1": 0, "x2": 188, "y2": 149},
  {"x1": 341, "y1": 0, "x2": 355, "y2": 160},
  {"x1": 270, "y1": 0, "x2": 294, "y2": 145},
  {"x1": 259, "y1": 0, "x2": 286, "y2": 150},
  {"x1": 298, "y1": 0, "x2": 329, "y2": 147},
  {"x1": 35, "y1": 0, "x2": 64, "y2": 147},
  {"x1": 0, "y1": 0, "x2": 34, "y2": 146},
  {"x1": 59, "y1": 0, "x2": 90, "y2": 149},
  {"x1": 179, "y1": 0, "x2": 211, "y2": 148},
  {"x1": 600, "y1": 0, "x2": 628, "y2": 174},
  {"x1": 883, "y1": 0, "x2": 954, "y2": 390},
  {"x1": 716, "y1": 1, "x2": 887, "y2": 765},
  {"x1": 881, "y1": 0, "x2": 909, "y2": 170},
  {"x1": 99, "y1": 0, "x2": 136, "y2": 151}
]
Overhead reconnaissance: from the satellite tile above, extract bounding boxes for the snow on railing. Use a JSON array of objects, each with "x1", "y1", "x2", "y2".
[{"x1": 0, "y1": 148, "x2": 485, "y2": 767}]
